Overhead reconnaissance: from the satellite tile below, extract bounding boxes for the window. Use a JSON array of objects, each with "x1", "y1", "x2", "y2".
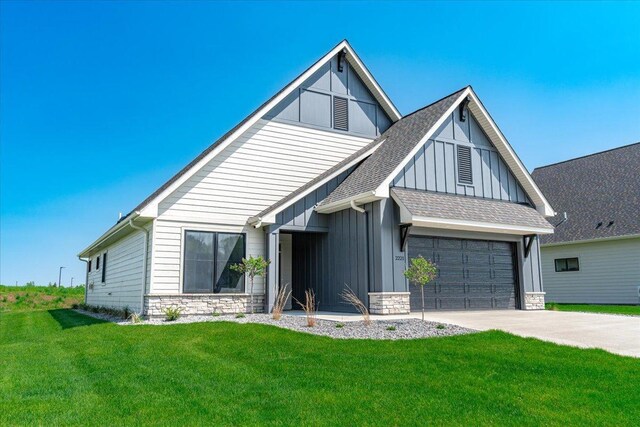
[
  {"x1": 96, "y1": 255, "x2": 100, "y2": 270},
  {"x1": 457, "y1": 145, "x2": 473, "y2": 185},
  {"x1": 101, "y1": 253, "x2": 107, "y2": 282},
  {"x1": 555, "y1": 257, "x2": 579, "y2": 272},
  {"x1": 183, "y1": 231, "x2": 245, "y2": 293},
  {"x1": 88, "y1": 259, "x2": 91, "y2": 273}
]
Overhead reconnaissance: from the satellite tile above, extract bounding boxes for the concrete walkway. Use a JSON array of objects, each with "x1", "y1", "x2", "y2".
[{"x1": 295, "y1": 310, "x2": 640, "y2": 357}]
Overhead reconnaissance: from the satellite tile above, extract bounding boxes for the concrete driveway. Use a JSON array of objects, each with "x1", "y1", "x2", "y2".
[{"x1": 419, "y1": 310, "x2": 640, "y2": 358}]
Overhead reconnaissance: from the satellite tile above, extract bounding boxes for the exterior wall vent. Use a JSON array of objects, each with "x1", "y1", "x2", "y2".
[
  {"x1": 457, "y1": 145, "x2": 473, "y2": 184},
  {"x1": 333, "y1": 97, "x2": 348, "y2": 131}
]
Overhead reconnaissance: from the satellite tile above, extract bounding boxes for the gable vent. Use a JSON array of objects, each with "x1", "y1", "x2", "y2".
[
  {"x1": 333, "y1": 97, "x2": 348, "y2": 131},
  {"x1": 457, "y1": 145, "x2": 473, "y2": 185}
]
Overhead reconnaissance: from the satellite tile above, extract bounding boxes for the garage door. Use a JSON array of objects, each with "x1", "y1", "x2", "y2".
[{"x1": 408, "y1": 236, "x2": 518, "y2": 310}]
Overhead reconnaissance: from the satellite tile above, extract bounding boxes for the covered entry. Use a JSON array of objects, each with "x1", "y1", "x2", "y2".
[{"x1": 408, "y1": 236, "x2": 519, "y2": 310}]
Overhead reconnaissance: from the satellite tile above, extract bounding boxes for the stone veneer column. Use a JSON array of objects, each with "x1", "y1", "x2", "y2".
[
  {"x1": 144, "y1": 294, "x2": 265, "y2": 317},
  {"x1": 368, "y1": 292, "x2": 410, "y2": 315},
  {"x1": 524, "y1": 292, "x2": 546, "y2": 310}
]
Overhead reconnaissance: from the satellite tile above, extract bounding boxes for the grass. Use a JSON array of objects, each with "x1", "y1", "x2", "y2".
[
  {"x1": 546, "y1": 302, "x2": 640, "y2": 316},
  {"x1": 0, "y1": 285, "x2": 84, "y2": 313},
  {"x1": 1, "y1": 310, "x2": 639, "y2": 425}
]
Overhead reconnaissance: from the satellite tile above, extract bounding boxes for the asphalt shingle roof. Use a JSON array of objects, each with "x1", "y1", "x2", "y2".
[
  {"x1": 319, "y1": 87, "x2": 467, "y2": 206},
  {"x1": 391, "y1": 188, "x2": 553, "y2": 231},
  {"x1": 531, "y1": 142, "x2": 640, "y2": 244}
]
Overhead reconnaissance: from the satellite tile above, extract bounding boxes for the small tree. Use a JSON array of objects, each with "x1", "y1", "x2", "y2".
[
  {"x1": 230, "y1": 256, "x2": 271, "y2": 314},
  {"x1": 403, "y1": 256, "x2": 438, "y2": 321}
]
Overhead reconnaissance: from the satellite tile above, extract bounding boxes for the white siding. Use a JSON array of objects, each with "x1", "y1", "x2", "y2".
[
  {"x1": 150, "y1": 219, "x2": 264, "y2": 294},
  {"x1": 541, "y1": 237, "x2": 640, "y2": 304},
  {"x1": 157, "y1": 119, "x2": 372, "y2": 224},
  {"x1": 86, "y1": 222, "x2": 152, "y2": 312},
  {"x1": 148, "y1": 119, "x2": 372, "y2": 295}
]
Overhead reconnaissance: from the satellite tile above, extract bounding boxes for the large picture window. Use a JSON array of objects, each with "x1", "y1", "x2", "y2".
[{"x1": 183, "y1": 231, "x2": 245, "y2": 293}]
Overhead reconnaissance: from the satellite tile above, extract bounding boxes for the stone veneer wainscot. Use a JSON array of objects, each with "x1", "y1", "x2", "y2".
[
  {"x1": 524, "y1": 292, "x2": 546, "y2": 310},
  {"x1": 368, "y1": 292, "x2": 410, "y2": 315},
  {"x1": 144, "y1": 294, "x2": 265, "y2": 317}
]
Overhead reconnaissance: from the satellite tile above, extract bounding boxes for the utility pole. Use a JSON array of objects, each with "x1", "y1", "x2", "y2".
[
  {"x1": 58, "y1": 266, "x2": 65, "y2": 288},
  {"x1": 71, "y1": 277, "x2": 74, "y2": 287}
]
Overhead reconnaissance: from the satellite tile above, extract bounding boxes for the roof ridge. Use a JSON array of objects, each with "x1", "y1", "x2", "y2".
[
  {"x1": 533, "y1": 141, "x2": 640, "y2": 171},
  {"x1": 398, "y1": 86, "x2": 469, "y2": 121}
]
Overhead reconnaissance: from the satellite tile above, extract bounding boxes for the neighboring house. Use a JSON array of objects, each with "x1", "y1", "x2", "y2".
[
  {"x1": 532, "y1": 143, "x2": 640, "y2": 305},
  {"x1": 78, "y1": 40, "x2": 554, "y2": 317}
]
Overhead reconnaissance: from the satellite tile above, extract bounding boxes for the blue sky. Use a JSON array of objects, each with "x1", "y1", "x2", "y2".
[{"x1": 1, "y1": 1, "x2": 639, "y2": 286}]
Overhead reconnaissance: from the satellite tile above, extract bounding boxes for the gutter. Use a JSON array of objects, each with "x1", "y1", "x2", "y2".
[
  {"x1": 128, "y1": 219, "x2": 150, "y2": 315},
  {"x1": 78, "y1": 211, "x2": 142, "y2": 258}
]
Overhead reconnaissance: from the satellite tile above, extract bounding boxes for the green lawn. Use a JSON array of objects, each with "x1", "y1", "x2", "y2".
[
  {"x1": 1, "y1": 310, "x2": 639, "y2": 426},
  {"x1": 0, "y1": 285, "x2": 84, "y2": 313},
  {"x1": 546, "y1": 302, "x2": 640, "y2": 316}
]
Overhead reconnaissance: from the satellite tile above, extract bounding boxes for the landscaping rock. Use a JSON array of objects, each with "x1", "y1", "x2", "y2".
[{"x1": 76, "y1": 310, "x2": 476, "y2": 340}]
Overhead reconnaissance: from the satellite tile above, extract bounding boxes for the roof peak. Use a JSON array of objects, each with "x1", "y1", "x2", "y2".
[{"x1": 533, "y1": 141, "x2": 640, "y2": 171}]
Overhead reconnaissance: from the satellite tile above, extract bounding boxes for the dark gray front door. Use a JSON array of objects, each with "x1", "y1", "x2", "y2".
[{"x1": 408, "y1": 236, "x2": 518, "y2": 310}]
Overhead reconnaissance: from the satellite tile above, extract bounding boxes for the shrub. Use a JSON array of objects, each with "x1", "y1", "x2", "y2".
[
  {"x1": 163, "y1": 307, "x2": 182, "y2": 322},
  {"x1": 436, "y1": 324, "x2": 446, "y2": 330},
  {"x1": 386, "y1": 326, "x2": 396, "y2": 331},
  {"x1": 340, "y1": 285, "x2": 370, "y2": 326},
  {"x1": 272, "y1": 284, "x2": 291, "y2": 321},
  {"x1": 212, "y1": 312, "x2": 221, "y2": 317},
  {"x1": 335, "y1": 323, "x2": 344, "y2": 328},
  {"x1": 294, "y1": 289, "x2": 317, "y2": 327},
  {"x1": 129, "y1": 312, "x2": 142, "y2": 324},
  {"x1": 123, "y1": 306, "x2": 131, "y2": 320},
  {"x1": 235, "y1": 313, "x2": 246, "y2": 319}
]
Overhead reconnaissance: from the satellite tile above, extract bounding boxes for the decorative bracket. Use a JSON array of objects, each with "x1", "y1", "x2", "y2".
[
  {"x1": 400, "y1": 223, "x2": 412, "y2": 252},
  {"x1": 459, "y1": 96, "x2": 471, "y2": 122},
  {"x1": 523, "y1": 234, "x2": 537, "y2": 258},
  {"x1": 337, "y1": 48, "x2": 347, "y2": 72}
]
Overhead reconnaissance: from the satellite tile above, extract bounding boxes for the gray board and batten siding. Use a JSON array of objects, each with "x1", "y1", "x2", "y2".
[
  {"x1": 264, "y1": 53, "x2": 392, "y2": 138},
  {"x1": 392, "y1": 111, "x2": 531, "y2": 204}
]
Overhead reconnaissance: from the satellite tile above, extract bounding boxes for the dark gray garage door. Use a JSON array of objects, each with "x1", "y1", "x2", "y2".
[{"x1": 408, "y1": 236, "x2": 518, "y2": 310}]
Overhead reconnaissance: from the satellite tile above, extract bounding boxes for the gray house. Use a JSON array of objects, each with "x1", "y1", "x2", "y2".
[
  {"x1": 532, "y1": 143, "x2": 640, "y2": 305},
  {"x1": 79, "y1": 41, "x2": 554, "y2": 316}
]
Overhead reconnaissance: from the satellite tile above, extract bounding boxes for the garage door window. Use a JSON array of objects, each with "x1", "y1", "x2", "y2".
[{"x1": 554, "y1": 257, "x2": 579, "y2": 272}]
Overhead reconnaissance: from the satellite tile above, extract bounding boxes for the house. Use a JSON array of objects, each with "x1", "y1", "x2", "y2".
[
  {"x1": 78, "y1": 40, "x2": 555, "y2": 317},
  {"x1": 531, "y1": 143, "x2": 640, "y2": 305}
]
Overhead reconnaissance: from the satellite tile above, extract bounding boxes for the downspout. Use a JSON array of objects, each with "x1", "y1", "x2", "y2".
[
  {"x1": 350, "y1": 200, "x2": 365, "y2": 214},
  {"x1": 78, "y1": 257, "x2": 89, "y2": 305},
  {"x1": 129, "y1": 219, "x2": 149, "y2": 315}
]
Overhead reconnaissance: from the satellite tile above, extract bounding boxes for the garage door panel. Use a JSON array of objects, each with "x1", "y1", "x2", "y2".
[
  {"x1": 409, "y1": 236, "x2": 518, "y2": 311},
  {"x1": 437, "y1": 298, "x2": 467, "y2": 310},
  {"x1": 467, "y1": 298, "x2": 495, "y2": 310}
]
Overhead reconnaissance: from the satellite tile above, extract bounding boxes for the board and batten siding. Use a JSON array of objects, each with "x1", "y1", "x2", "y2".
[
  {"x1": 86, "y1": 222, "x2": 152, "y2": 312},
  {"x1": 392, "y1": 112, "x2": 530, "y2": 203},
  {"x1": 541, "y1": 237, "x2": 640, "y2": 304},
  {"x1": 151, "y1": 119, "x2": 372, "y2": 294}
]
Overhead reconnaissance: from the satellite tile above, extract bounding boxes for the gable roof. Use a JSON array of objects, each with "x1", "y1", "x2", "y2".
[
  {"x1": 532, "y1": 142, "x2": 640, "y2": 245},
  {"x1": 79, "y1": 40, "x2": 401, "y2": 256},
  {"x1": 317, "y1": 88, "x2": 466, "y2": 211},
  {"x1": 316, "y1": 86, "x2": 555, "y2": 217},
  {"x1": 129, "y1": 40, "x2": 401, "y2": 219}
]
